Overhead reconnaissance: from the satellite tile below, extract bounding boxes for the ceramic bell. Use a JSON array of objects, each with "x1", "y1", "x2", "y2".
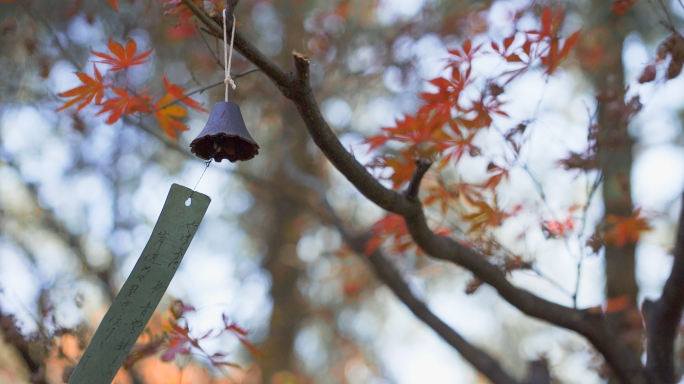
[{"x1": 190, "y1": 101, "x2": 259, "y2": 163}]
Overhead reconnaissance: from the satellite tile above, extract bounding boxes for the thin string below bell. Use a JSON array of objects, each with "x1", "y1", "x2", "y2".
[{"x1": 189, "y1": 9, "x2": 259, "y2": 163}]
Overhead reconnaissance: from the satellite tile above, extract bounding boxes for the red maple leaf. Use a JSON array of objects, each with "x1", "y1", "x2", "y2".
[
  {"x1": 160, "y1": 323, "x2": 195, "y2": 362},
  {"x1": 222, "y1": 314, "x2": 264, "y2": 359},
  {"x1": 96, "y1": 88, "x2": 150, "y2": 124},
  {"x1": 57, "y1": 65, "x2": 108, "y2": 112},
  {"x1": 92, "y1": 39, "x2": 152, "y2": 71},
  {"x1": 604, "y1": 209, "x2": 652, "y2": 248},
  {"x1": 162, "y1": 75, "x2": 207, "y2": 113},
  {"x1": 365, "y1": 214, "x2": 413, "y2": 255},
  {"x1": 106, "y1": 0, "x2": 119, "y2": 11}
]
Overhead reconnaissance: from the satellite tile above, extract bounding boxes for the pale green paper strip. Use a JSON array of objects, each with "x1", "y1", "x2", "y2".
[{"x1": 68, "y1": 184, "x2": 210, "y2": 384}]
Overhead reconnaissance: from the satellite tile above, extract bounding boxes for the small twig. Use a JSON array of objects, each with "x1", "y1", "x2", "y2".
[
  {"x1": 197, "y1": 22, "x2": 222, "y2": 66},
  {"x1": 225, "y1": 0, "x2": 239, "y2": 20},
  {"x1": 405, "y1": 159, "x2": 433, "y2": 200}
]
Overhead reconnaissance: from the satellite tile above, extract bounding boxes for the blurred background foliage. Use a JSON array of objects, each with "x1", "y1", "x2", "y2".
[{"x1": 1, "y1": 0, "x2": 684, "y2": 383}]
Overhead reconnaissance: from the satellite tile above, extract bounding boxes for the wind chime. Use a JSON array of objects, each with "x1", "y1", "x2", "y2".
[
  {"x1": 190, "y1": 11, "x2": 260, "y2": 163},
  {"x1": 66, "y1": 10, "x2": 258, "y2": 384}
]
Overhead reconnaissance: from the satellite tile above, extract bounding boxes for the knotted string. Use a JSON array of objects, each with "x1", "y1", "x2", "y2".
[{"x1": 223, "y1": 9, "x2": 237, "y2": 101}]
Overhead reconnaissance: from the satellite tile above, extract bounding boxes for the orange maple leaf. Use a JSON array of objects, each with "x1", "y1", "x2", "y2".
[
  {"x1": 57, "y1": 65, "x2": 108, "y2": 112},
  {"x1": 92, "y1": 39, "x2": 152, "y2": 71},
  {"x1": 96, "y1": 88, "x2": 150, "y2": 124},
  {"x1": 162, "y1": 75, "x2": 207, "y2": 113},
  {"x1": 604, "y1": 209, "x2": 652, "y2": 248},
  {"x1": 384, "y1": 155, "x2": 417, "y2": 188},
  {"x1": 153, "y1": 93, "x2": 189, "y2": 138},
  {"x1": 463, "y1": 201, "x2": 502, "y2": 232},
  {"x1": 106, "y1": 0, "x2": 119, "y2": 11}
]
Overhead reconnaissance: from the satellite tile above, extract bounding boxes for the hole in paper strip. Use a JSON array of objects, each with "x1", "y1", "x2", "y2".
[{"x1": 185, "y1": 198, "x2": 192, "y2": 206}]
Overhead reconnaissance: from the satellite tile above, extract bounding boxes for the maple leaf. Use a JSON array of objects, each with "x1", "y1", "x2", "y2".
[
  {"x1": 222, "y1": 314, "x2": 264, "y2": 359},
  {"x1": 542, "y1": 30, "x2": 581, "y2": 75},
  {"x1": 462, "y1": 199, "x2": 509, "y2": 233},
  {"x1": 611, "y1": 0, "x2": 637, "y2": 15},
  {"x1": 162, "y1": 75, "x2": 207, "y2": 113},
  {"x1": 153, "y1": 93, "x2": 189, "y2": 138},
  {"x1": 604, "y1": 209, "x2": 652, "y2": 248},
  {"x1": 418, "y1": 74, "x2": 466, "y2": 125},
  {"x1": 160, "y1": 323, "x2": 194, "y2": 362},
  {"x1": 435, "y1": 130, "x2": 477, "y2": 166},
  {"x1": 482, "y1": 163, "x2": 508, "y2": 190},
  {"x1": 383, "y1": 155, "x2": 417, "y2": 188},
  {"x1": 366, "y1": 214, "x2": 414, "y2": 255},
  {"x1": 363, "y1": 135, "x2": 389, "y2": 151},
  {"x1": 96, "y1": 88, "x2": 150, "y2": 124},
  {"x1": 424, "y1": 182, "x2": 457, "y2": 214},
  {"x1": 106, "y1": 0, "x2": 119, "y2": 11},
  {"x1": 57, "y1": 65, "x2": 108, "y2": 112},
  {"x1": 92, "y1": 39, "x2": 152, "y2": 71},
  {"x1": 447, "y1": 39, "x2": 482, "y2": 68}
]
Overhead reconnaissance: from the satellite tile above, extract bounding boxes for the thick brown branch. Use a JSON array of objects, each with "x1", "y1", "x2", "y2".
[
  {"x1": 645, "y1": 191, "x2": 684, "y2": 384},
  {"x1": 187, "y1": 6, "x2": 647, "y2": 383}
]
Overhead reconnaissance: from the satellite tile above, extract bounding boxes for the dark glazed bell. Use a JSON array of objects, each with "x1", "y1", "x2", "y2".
[{"x1": 190, "y1": 101, "x2": 259, "y2": 163}]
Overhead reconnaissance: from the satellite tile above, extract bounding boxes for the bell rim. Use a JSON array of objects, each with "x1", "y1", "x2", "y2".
[{"x1": 189, "y1": 132, "x2": 260, "y2": 148}]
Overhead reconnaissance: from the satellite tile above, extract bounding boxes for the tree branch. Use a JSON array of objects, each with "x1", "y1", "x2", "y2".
[
  {"x1": 645, "y1": 191, "x2": 684, "y2": 383},
  {"x1": 404, "y1": 159, "x2": 432, "y2": 200},
  {"x1": 344, "y1": 232, "x2": 522, "y2": 384},
  {"x1": 185, "y1": 5, "x2": 647, "y2": 383}
]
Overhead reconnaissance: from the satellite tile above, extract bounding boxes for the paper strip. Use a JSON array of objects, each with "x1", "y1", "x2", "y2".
[{"x1": 68, "y1": 184, "x2": 210, "y2": 384}]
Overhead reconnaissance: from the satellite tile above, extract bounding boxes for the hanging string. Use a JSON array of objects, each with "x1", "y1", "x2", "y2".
[
  {"x1": 223, "y1": 9, "x2": 237, "y2": 101},
  {"x1": 189, "y1": 159, "x2": 212, "y2": 199}
]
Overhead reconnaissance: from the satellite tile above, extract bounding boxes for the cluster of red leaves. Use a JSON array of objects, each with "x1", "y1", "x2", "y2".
[
  {"x1": 364, "y1": 7, "x2": 580, "y2": 185},
  {"x1": 526, "y1": 8, "x2": 581, "y2": 76},
  {"x1": 57, "y1": 39, "x2": 205, "y2": 138},
  {"x1": 542, "y1": 218, "x2": 575, "y2": 238},
  {"x1": 361, "y1": 6, "x2": 583, "y2": 258},
  {"x1": 604, "y1": 209, "x2": 652, "y2": 248},
  {"x1": 124, "y1": 300, "x2": 262, "y2": 370}
]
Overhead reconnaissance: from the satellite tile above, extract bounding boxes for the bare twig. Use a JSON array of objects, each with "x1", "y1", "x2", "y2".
[{"x1": 405, "y1": 159, "x2": 433, "y2": 201}]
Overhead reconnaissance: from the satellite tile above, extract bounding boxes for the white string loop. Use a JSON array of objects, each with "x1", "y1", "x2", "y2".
[{"x1": 223, "y1": 9, "x2": 237, "y2": 101}]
